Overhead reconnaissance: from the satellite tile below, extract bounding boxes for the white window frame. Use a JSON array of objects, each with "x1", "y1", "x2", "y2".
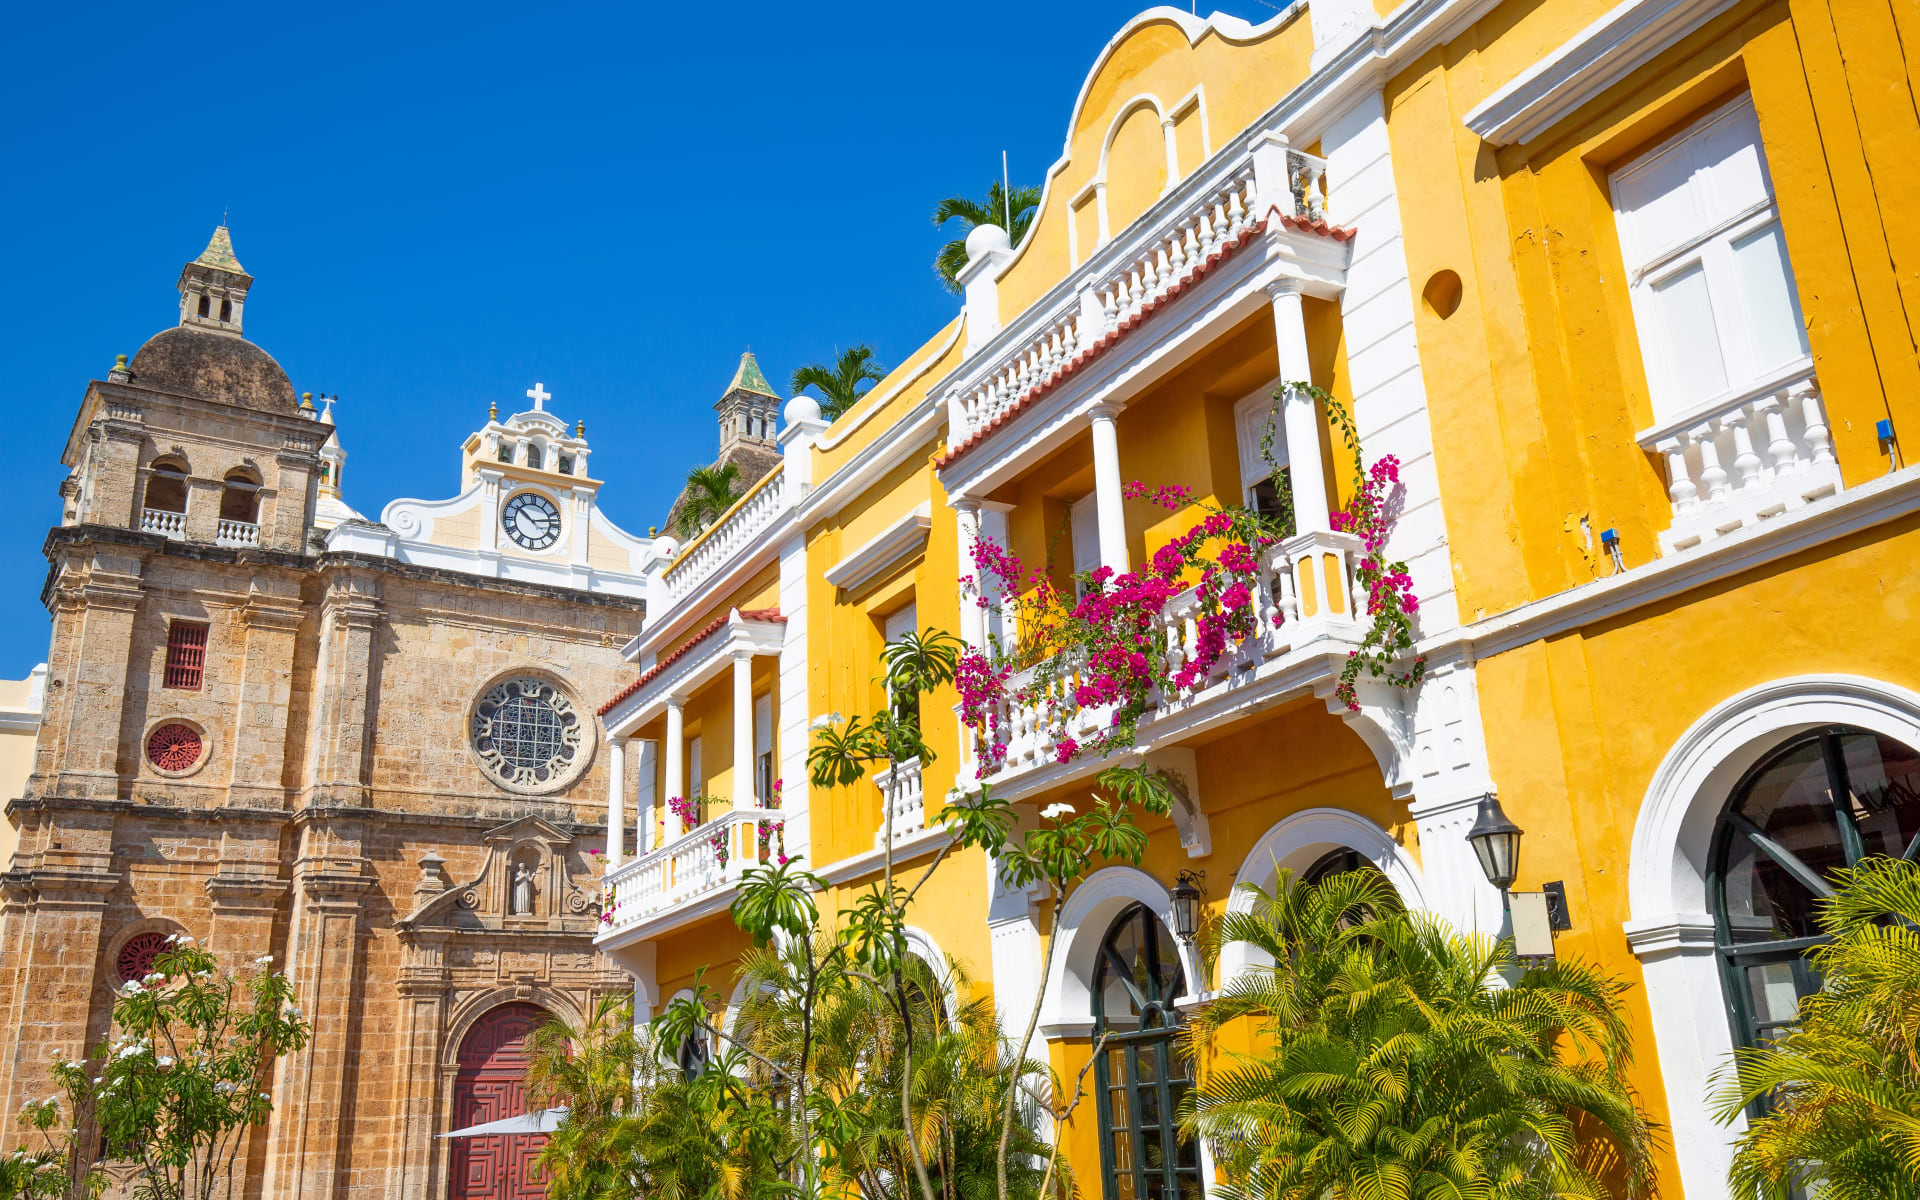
[
  {"x1": 1610, "y1": 94, "x2": 1810, "y2": 428},
  {"x1": 1233, "y1": 386, "x2": 1287, "y2": 507},
  {"x1": 1069, "y1": 494, "x2": 1100, "y2": 597}
]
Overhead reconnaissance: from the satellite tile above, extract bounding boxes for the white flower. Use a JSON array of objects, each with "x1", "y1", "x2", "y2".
[
  {"x1": 142, "y1": 972, "x2": 165, "y2": 985},
  {"x1": 284, "y1": 1005, "x2": 301, "y2": 1018},
  {"x1": 120, "y1": 981, "x2": 143, "y2": 997},
  {"x1": 251, "y1": 955, "x2": 273, "y2": 967},
  {"x1": 1041, "y1": 803, "x2": 1075, "y2": 820},
  {"x1": 155, "y1": 1056, "x2": 175, "y2": 1069}
]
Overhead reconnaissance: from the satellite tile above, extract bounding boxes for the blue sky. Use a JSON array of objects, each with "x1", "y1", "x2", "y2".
[{"x1": 0, "y1": 1, "x2": 1279, "y2": 675}]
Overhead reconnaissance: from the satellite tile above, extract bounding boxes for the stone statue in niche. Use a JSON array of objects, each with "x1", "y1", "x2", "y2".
[{"x1": 510, "y1": 862, "x2": 535, "y2": 915}]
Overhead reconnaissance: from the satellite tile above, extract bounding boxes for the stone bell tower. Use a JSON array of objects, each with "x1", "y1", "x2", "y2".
[{"x1": 175, "y1": 226, "x2": 251, "y2": 335}]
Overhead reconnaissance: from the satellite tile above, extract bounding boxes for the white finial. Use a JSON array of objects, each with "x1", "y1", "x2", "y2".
[{"x1": 526, "y1": 382, "x2": 551, "y2": 411}]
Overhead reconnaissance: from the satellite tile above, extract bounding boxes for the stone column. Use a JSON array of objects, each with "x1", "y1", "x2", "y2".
[
  {"x1": 48, "y1": 549, "x2": 145, "y2": 803},
  {"x1": 302, "y1": 569, "x2": 384, "y2": 807},
  {"x1": 391, "y1": 928, "x2": 451, "y2": 1200},
  {"x1": 605, "y1": 738, "x2": 626, "y2": 869},
  {"x1": 226, "y1": 575, "x2": 305, "y2": 809},
  {"x1": 1087, "y1": 404, "x2": 1128, "y2": 574},
  {"x1": 184, "y1": 476, "x2": 223, "y2": 543},
  {"x1": 260, "y1": 825, "x2": 374, "y2": 1200},
  {"x1": 732, "y1": 652, "x2": 754, "y2": 806},
  {"x1": 663, "y1": 701, "x2": 686, "y2": 836},
  {"x1": 1264, "y1": 279, "x2": 1330, "y2": 534}
]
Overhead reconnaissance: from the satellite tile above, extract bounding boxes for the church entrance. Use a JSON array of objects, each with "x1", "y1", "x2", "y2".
[{"x1": 450, "y1": 1003, "x2": 551, "y2": 1200}]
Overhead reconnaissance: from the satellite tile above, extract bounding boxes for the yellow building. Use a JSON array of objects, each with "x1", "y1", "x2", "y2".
[
  {"x1": 595, "y1": 3, "x2": 1919, "y2": 1197},
  {"x1": 0, "y1": 665, "x2": 47, "y2": 872}
]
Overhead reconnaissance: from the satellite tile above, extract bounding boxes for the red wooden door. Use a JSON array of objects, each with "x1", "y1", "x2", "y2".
[{"x1": 450, "y1": 1003, "x2": 551, "y2": 1200}]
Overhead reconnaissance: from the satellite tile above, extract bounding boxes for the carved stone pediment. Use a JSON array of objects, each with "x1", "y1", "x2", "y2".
[{"x1": 397, "y1": 816, "x2": 600, "y2": 935}]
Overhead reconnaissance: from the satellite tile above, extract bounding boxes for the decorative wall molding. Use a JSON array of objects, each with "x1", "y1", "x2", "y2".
[{"x1": 822, "y1": 503, "x2": 932, "y2": 593}]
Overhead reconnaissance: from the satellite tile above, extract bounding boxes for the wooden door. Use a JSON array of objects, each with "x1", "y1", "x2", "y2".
[{"x1": 449, "y1": 1003, "x2": 550, "y2": 1200}]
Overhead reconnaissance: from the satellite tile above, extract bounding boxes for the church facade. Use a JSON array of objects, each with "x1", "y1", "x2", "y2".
[{"x1": 0, "y1": 230, "x2": 660, "y2": 1199}]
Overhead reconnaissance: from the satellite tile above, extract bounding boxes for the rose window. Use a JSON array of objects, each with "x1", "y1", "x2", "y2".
[
  {"x1": 115, "y1": 932, "x2": 171, "y2": 984},
  {"x1": 471, "y1": 678, "x2": 584, "y2": 791},
  {"x1": 146, "y1": 723, "x2": 203, "y2": 772}
]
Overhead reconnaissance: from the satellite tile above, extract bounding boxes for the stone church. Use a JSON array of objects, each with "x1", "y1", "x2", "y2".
[{"x1": 0, "y1": 229, "x2": 665, "y2": 1198}]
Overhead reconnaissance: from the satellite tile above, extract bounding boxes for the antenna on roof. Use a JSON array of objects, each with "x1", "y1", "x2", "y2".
[{"x1": 1001, "y1": 151, "x2": 1012, "y2": 232}]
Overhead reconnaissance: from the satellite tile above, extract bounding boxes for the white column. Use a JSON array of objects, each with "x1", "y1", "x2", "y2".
[
  {"x1": 664, "y1": 699, "x2": 686, "y2": 836},
  {"x1": 1264, "y1": 280, "x2": 1331, "y2": 533},
  {"x1": 955, "y1": 501, "x2": 984, "y2": 650},
  {"x1": 1087, "y1": 404, "x2": 1128, "y2": 574},
  {"x1": 605, "y1": 736, "x2": 626, "y2": 870},
  {"x1": 1160, "y1": 116, "x2": 1180, "y2": 193},
  {"x1": 732, "y1": 651, "x2": 754, "y2": 808}
]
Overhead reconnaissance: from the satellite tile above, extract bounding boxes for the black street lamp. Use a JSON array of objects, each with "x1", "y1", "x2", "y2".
[
  {"x1": 1169, "y1": 870, "x2": 1204, "y2": 942},
  {"x1": 1465, "y1": 793, "x2": 1523, "y2": 891}
]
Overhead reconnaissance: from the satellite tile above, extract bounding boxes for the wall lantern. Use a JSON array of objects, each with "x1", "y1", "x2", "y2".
[
  {"x1": 1169, "y1": 870, "x2": 1204, "y2": 943},
  {"x1": 1465, "y1": 793, "x2": 1523, "y2": 891}
]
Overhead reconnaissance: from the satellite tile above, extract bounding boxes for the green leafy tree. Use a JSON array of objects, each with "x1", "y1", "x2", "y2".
[
  {"x1": 1715, "y1": 855, "x2": 1920, "y2": 1200},
  {"x1": 675, "y1": 463, "x2": 744, "y2": 538},
  {"x1": 932, "y1": 182, "x2": 1041, "y2": 292},
  {"x1": 527, "y1": 994, "x2": 640, "y2": 1200},
  {"x1": 21, "y1": 938, "x2": 310, "y2": 1200},
  {"x1": 1184, "y1": 869, "x2": 1655, "y2": 1200},
  {"x1": 791, "y1": 346, "x2": 888, "y2": 423}
]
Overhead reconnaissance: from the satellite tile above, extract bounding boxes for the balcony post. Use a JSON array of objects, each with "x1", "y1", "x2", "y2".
[
  {"x1": 605, "y1": 736, "x2": 626, "y2": 870},
  {"x1": 664, "y1": 699, "x2": 687, "y2": 836},
  {"x1": 1088, "y1": 403, "x2": 1129, "y2": 574},
  {"x1": 732, "y1": 650, "x2": 754, "y2": 808},
  {"x1": 1263, "y1": 279, "x2": 1331, "y2": 534},
  {"x1": 955, "y1": 501, "x2": 984, "y2": 650}
]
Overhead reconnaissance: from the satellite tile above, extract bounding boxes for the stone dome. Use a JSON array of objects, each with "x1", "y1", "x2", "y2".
[{"x1": 126, "y1": 326, "x2": 300, "y2": 415}]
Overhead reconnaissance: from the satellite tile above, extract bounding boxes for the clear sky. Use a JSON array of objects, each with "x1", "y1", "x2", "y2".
[{"x1": 0, "y1": 1, "x2": 1284, "y2": 676}]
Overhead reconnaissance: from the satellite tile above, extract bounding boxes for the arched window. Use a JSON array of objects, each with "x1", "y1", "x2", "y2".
[
  {"x1": 1711, "y1": 727, "x2": 1920, "y2": 1053},
  {"x1": 1302, "y1": 846, "x2": 1374, "y2": 884},
  {"x1": 219, "y1": 469, "x2": 260, "y2": 523},
  {"x1": 218, "y1": 298, "x2": 232, "y2": 323},
  {"x1": 142, "y1": 460, "x2": 189, "y2": 514},
  {"x1": 1092, "y1": 903, "x2": 1203, "y2": 1200},
  {"x1": 526, "y1": 443, "x2": 544, "y2": 470},
  {"x1": 196, "y1": 295, "x2": 210, "y2": 318}
]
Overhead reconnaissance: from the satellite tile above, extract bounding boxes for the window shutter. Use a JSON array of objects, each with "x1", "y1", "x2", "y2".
[{"x1": 163, "y1": 622, "x2": 208, "y2": 691}]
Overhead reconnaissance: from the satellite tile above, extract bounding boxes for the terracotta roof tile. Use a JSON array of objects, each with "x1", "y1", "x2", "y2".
[{"x1": 598, "y1": 607, "x2": 784, "y2": 716}]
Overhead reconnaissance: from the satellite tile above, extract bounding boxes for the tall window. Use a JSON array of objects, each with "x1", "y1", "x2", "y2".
[
  {"x1": 163, "y1": 622, "x2": 208, "y2": 691},
  {"x1": 1070, "y1": 494, "x2": 1100, "y2": 598},
  {"x1": 142, "y1": 461, "x2": 189, "y2": 514},
  {"x1": 219, "y1": 470, "x2": 260, "y2": 524},
  {"x1": 526, "y1": 443, "x2": 544, "y2": 470},
  {"x1": 1610, "y1": 95, "x2": 1809, "y2": 425},
  {"x1": 1711, "y1": 728, "x2": 1920, "y2": 1058},
  {"x1": 1234, "y1": 392, "x2": 1294, "y2": 529},
  {"x1": 1093, "y1": 903, "x2": 1203, "y2": 1200},
  {"x1": 884, "y1": 604, "x2": 920, "y2": 733}
]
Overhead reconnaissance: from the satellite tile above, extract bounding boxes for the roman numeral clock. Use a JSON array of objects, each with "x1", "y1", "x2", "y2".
[{"x1": 502, "y1": 491, "x2": 562, "y2": 551}]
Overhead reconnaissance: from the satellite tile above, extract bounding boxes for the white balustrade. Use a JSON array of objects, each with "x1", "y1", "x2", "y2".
[
  {"x1": 602, "y1": 805, "x2": 785, "y2": 933},
  {"x1": 960, "y1": 529, "x2": 1362, "y2": 785},
  {"x1": 216, "y1": 519, "x2": 260, "y2": 547},
  {"x1": 1646, "y1": 369, "x2": 1839, "y2": 553},
  {"x1": 873, "y1": 756, "x2": 926, "y2": 849},
  {"x1": 662, "y1": 466, "x2": 792, "y2": 606},
  {"x1": 947, "y1": 142, "x2": 1329, "y2": 446},
  {"x1": 142, "y1": 508, "x2": 186, "y2": 539}
]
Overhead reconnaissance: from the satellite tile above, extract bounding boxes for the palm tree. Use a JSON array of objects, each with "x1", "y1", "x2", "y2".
[
  {"x1": 1715, "y1": 855, "x2": 1920, "y2": 1200},
  {"x1": 1185, "y1": 868, "x2": 1656, "y2": 1200},
  {"x1": 790, "y1": 345, "x2": 888, "y2": 422},
  {"x1": 526, "y1": 995, "x2": 639, "y2": 1200},
  {"x1": 674, "y1": 462, "x2": 742, "y2": 538},
  {"x1": 932, "y1": 181, "x2": 1042, "y2": 292}
]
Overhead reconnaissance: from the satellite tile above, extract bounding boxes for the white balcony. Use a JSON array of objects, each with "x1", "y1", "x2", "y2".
[
  {"x1": 216, "y1": 519, "x2": 260, "y2": 548},
  {"x1": 141, "y1": 508, "x2": 185, "y2": 539},
  {"x1": 660, "y1": 466, "x2": 792, "y2": 609},
  {"x1": 874, "y1": 757, "x2": 926, "y2": 849},
  {"x1": 598, "y1": 805, "x2": 785, "y2": 941},
  {"x1": 962, "y1": 530, "x2": 1366, "y2": 798},
  {"x1": 1642, "y1": 363, "x2": 1840, "y2": 553}
]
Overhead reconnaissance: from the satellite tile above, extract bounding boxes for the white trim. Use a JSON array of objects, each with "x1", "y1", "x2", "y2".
[
  {"x1": 603, "y1": 611, "x2": 787, "y2": 737},
  {"x1": 813, "y1": 320, "x2": 966, "y2": 452},
  {"x1": 1037, "y1": 865, "x2": 1200, "y2": 1040},
  {"x1": 1625, "y1": 674, "x2": 1920, "y2": 1198},
  {"x1": 1218, "y1": 808, "x2": 1429, "y2": 983},
  {"x1": 1464, "y1": 0, "x2": 1744, "y2": 147},
  {"x1": 811, "y1": 825, "x2": 950, "y2": 887},
  {"x1": 822, "y1": 503, "x2": 932, "y2": 592}
]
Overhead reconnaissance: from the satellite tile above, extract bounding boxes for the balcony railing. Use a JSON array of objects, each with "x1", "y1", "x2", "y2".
[
  {"x1": 601, "y1": 806, "x2": 784, "y2": 935},
  {"x1": 661, "y1": 466, "x2": 790, "y2": 607},
  {"x1": 216, "y1": 519, "x2": 260, "y2": 548},
  {"x1": 1643, "y1": 365, "x2": 1839, "y2": 553},
  {"x1": 874, "y1": 757, "x2": 926, "y2": 849},
  {"x1": 946, "y1": 140, "x2": 1330, "y2": 446},
  {"x1": 962, "y1": 530, "x2": 1363, "y2": 788},
  {"x1": 141, "y1": 508, "x2": 186, "y2": 539}
]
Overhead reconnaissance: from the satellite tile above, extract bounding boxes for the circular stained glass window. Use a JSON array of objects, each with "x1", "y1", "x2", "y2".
[
  {"x1": 115, "y1": 931, "x2": 172, "y2": 984},
  {"x1": 470, "y1": 677, "x2": 586, "y2": 792},
  {"x1": 146, "y1": 723, "x2": 203, "y2": 773}
]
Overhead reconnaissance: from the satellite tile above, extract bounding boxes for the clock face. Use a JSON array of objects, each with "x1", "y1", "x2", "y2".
[{"x1": 502, "y1": 491, "x2": 562, "y2": 551}]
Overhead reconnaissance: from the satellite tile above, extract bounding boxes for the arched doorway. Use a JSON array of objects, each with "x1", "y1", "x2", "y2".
[
  {"x1": 1092, "y1": 903, "x2": 1203, "y2": 1200},
  {"x1": 1710, "y1": 727, "x2": 1920, "y2": 1056},
  {"x1": 450, "y1": 1002, "x2": 550, "y2": 1200}
]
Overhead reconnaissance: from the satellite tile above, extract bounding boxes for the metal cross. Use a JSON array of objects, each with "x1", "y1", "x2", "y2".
[{"x1": 526, "y1": 382, "x2": 551, "y2": 410}]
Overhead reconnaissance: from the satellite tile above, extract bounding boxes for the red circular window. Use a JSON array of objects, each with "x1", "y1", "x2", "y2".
[
  {"x1": 146, "y1": 724, "x2": 202, "y2": 772},
  {"x1": 115, "y1": 932, "x2": 171, "y2": 984}
]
